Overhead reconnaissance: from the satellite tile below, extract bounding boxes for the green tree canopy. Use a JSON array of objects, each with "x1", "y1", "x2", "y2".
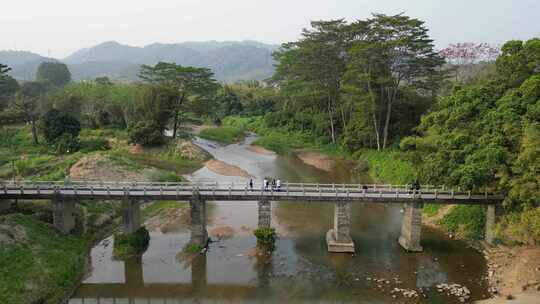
[{"x1": 36, "y1": 61, "x2": 72, "y2": 87}]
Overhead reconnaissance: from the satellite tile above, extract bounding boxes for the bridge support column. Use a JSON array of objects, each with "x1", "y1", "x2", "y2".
[
  {"x1": 52, "y1": 198, "x2": 76, "y2": 234},
  {"x1": 190, "y1": 193, "x2": 208, "y2": 247},
  {"x1": 122, "y1": 200, "x2": 141, "y2": 234},
  {"x1": 326, "y1": 201, "x2": 355, "y2": 253},
  {"x1": 485, "y1": 205, "x2": 499, "y2": 245},
  {"x1": 258, "y1": 200, "x2": 271, "y2": 228},
  {"x1": 399, "y1": 202, "x2": 423, "y2": 252}
]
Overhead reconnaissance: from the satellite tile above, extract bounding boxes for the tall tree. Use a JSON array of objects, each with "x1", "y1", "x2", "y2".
[
  {"x1": 139, "y1": 62, "x2": 218, "y2": 138},
  {"x1": 10, "y1": 81, "x2": 48, "y2": 144},
  {"x1": 36, "y1": 62, "x2": 71, "y2": 87},
  {"x1": 273, "y1": 19, "x2": 359, "y2": 143},
  {"x1": 343, "y1": 14, "x2": 444, "y2": 149},
  {"x1": 0, "y1": 63, "x2": 19, "y2": 111}
]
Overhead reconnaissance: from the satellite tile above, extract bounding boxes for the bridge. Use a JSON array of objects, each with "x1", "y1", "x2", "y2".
[{"x1": 0, "y1": 180, "x2": 503, "y2": 253}]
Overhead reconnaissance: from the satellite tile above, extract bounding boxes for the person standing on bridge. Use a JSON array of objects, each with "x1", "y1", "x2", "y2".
[
  {"x1": 263, "y1": 178, "x2": 269, "y2": 191},
  {"x1": 276, "y1": 178, "x2": 281, "y2": 191},
  {"x1": 249, "y1": 178, "x2": 254, "y2": 191}
]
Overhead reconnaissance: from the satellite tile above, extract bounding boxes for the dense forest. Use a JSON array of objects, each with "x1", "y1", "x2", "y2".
[{"x1": 0, "y1": 14, "x2": 539, "y2": 243}]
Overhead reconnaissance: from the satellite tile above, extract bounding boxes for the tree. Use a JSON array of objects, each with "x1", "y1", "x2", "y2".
[
  {"x1": 0, "y1": 63, "x2": 19, "y2": 111},
  {"x1": 342, "y1": 14, "x2": 444, "y2": 149},
  {"x1": 439, "y1": 42, "x2": 500, "y2": 82},
  {"x1": 139, "y1": 62, "x2": 218, "y2": 138},
  {"x1": 273, "y1": 19, "x2": 356, "y2": 144},
  {"x1": 10, "y1": 81, "x2": 48, "y2": 144},
  {"x1": 36, "y1": 62, "x2": 71, "y2": 86},
  {"x1": 41, "y1": 108, "x2": 81, "y2": 147}
]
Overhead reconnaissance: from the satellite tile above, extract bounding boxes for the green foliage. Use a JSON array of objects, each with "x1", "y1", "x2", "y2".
[
  {"x1": 0, "y1": 214, "x2": 88, "y2": 304},
  {"x1": 113, "y1": 227, "x2": 150, "y2": 259},
  {"x1": 354, "y1": 149, "x2": 416, "y2": 184},
  {"x1": 146, "y1": 170, "x2": 185, "y2": 183},
  {"x1": 254, "y1": 227, "x2": 277, "y2": 249},
  {"x1": 36, "y1": 61, "x2": 71, "y2": 87},
  {"x1": 0, "y1": 63, "x2": 18, "y2": 111},
  {"x1": 127, "y1": 120, "x2": 164, "y2": 146},
  {"x1": 41, "y1": 109, "x2": 81, "y2": 146},
  {"x1": 79, "y1": 137, "x2": 111, "y2": 153},
  {"x1": 423, "y1": 204, "x2": 443, "y2": 217},
  {"x1": 198, "y1": 126, "x2": 245, "y2": 144},
  {"x1": 183, "y1": 243, "x2": 203, "y2": 254},
  {"x1": 53, "y1": 133, "x2": 80, "y2": 154},
  {"x1": 439, "y1": 206, "x2": 486, "y2": 240},
  {"x1": 497, "y1": 207, "x2": 540, "y2": 244}
]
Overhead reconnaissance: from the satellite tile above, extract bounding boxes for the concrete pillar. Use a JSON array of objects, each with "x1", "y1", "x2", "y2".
[
  {"x1": 399, "y1": 202, "x2": 423, "y2": 252},
  {"x1": 485, "y1": 205, "x2": 497, "y2": 245},
  {"x1": 326, "y1": 201, "x2": 355, "y2": 253},
  {"x1": 124, "y1": 256, "x2": 144, "y2": 287},
  {"x1": 190, "y1": 193, "x2": 208, "y2": 247},
  {"x1": 122, "y1": 200, "x2": 141, "y2": 234},
  {"x1": 191, "y1": 253, "x2": 207, "y2": 288},
  {"x1": 258, "y1": 200, "x2": 271, "y2": 229},
  {"x1": 52, "y1": 198, "x2": 76, "y2": 234}
]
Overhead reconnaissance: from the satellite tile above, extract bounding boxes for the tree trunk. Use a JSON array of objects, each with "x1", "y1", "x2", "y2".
[
  {"x1": 328, "y1": 104, "x2": 336, "y2": 144},
  {"x1": 172, "y1": 110, "x2": 179, "y2": 138},
  {"x1": 30, "y1": 119, "x2": 38, "y2": 145},
  {"x1": 382, "y1": 99, "x2": 392, "y2": 149},
  {"x1": 372, "y1": 113, "x2": 381, "y2": 151}
]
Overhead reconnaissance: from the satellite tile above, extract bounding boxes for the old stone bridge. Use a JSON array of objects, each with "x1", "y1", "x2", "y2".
[{"x1": 0, "y1": 181, "x2": 504, "y2": 253}]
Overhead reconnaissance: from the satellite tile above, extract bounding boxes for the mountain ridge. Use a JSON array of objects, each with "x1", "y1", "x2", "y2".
[{"x1": 0, "y1": 40, "x2": 279, "y2": 82}]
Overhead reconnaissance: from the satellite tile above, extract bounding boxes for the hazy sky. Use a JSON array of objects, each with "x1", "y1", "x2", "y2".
[{"x1": 2, "y1": 0, "x2": 539, "y2": 58}]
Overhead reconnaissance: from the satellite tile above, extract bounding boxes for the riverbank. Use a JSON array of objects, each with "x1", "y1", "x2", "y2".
[{"x1": 0, "y1": 126, "x2": 210, "y2": 303}]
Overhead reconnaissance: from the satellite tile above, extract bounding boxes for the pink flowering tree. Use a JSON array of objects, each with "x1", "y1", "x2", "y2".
[{"x1": 439, "y1": 42, "x2": 501, "y2": 81}]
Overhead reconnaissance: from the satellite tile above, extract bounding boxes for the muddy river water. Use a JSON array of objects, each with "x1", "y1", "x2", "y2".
[{"x1": 70, "y1": 136, "x2": 489, "y2": 303}]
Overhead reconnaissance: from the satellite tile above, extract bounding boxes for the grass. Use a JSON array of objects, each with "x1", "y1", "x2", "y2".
[
  {"x1": 354, "y1": 149, "x2": 416, "y2": 185},
  {"x1": 142, "y1": 201, "x2": 186, "y2": 218},
  {"x1": 254, "y1": 227, "x2": 277, "y2": 250},
  {"x1": 0, "y1": 214, "x2": 89, "y2": 304},
  {"x1": 439, "y1": 205, "x2": 486, "y2": 240},
  {"x1": 422, "y1": 204, "x2": 444, "y2": 217},
  {"x1": 199, "y1": 126, "x2": 245, "y2": 144},
  {"x1": 183, "y1": 243, "x2": 203, "y2": 254}
]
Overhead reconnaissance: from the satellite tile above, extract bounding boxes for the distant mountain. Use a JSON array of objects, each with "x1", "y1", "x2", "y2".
[{"x1": 0, "y1": 40, "x2": 279, "y2": 82}]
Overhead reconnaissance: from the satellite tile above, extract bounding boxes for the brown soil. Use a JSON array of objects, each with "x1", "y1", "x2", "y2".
[
  {"x1": 205, "y1": 159, "x2": 251, "y2": 177},
  {"x1": 171, "y1": 139, "x2": 211, "y2": 161},
  {"x1": 209, "y1": 226, "x2": 235, "y2": 239},
  {"x1": 296, "y1": 151, "x2": 336, "y2": 172},
  {"x1": 247, "y1": 145, "x2": 276, "y2": 156},
  {"x1": 69, "y1": 154, "x2": 146, "y2": 181},
  {"x1": 483, "y1": 245, "x2": 540, "y2": 298}
]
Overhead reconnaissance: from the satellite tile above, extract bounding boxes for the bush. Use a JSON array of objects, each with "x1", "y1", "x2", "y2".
[
  {"x1": 439, "y1": 205, "x2": 486, "y2": 240},
  {"x1": 53, "y1": 133, "x2": 80, "y2": 154},
  {"x1": 41, "y1": 109, "x2": 81, "y2": 146},
  {"x1": 254, "y1": 227, "x2": 276, "y2": 250},
  {"x1": 183, "y1": 243, "x2": 203, "y2": 254},
  {"x1": 127, "y1": 121, "x2": 164, "y2": 146},
  {"x1": 113, "y1": 227, "x2": 150, "y2": 259},
  {"x1": 79, "y1": 137, "x2": 110, "y2": 153},
  {"x1": 199, "y1": 126, "x2": 245, "y2": 144}
]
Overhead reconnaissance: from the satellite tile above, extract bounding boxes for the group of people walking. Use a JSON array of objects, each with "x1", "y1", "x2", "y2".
[{"x1": 248, "y1": 177, "x2": 282, "y2": 191}]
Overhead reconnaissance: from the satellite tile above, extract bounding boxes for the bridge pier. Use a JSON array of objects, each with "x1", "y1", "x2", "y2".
[
  {"x1": 485, "y1": 204, "x2": 500, "y2": 245},
  {"x1": 190, "y1": 193, "x2": 208, "y2": 247},
  {"x1": 258, "y1": 200, "x2": 271, "y2": 228},
  {"x1": 122, "y1": 199, "x2": 141, "y2": 234},
  {"x1": 327, "y1": 201, "x2": 355, "y2": 253},
  {"x1": 52, "y1": 198, "x2": 76, "y2": 234},
  {"x1": 399, "y1": 202, "x2": 423, "y2": 252}
]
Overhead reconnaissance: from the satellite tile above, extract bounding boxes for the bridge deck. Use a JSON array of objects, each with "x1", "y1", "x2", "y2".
[{"x1": 0, "y1": 181, "x2": 503, "y2": 204}]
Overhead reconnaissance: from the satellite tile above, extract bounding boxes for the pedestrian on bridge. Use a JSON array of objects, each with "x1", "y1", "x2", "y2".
[
  {"x1": 276, "y1": 178, "x2": 281, "y2": 191},
  {"x1": 249, "y1": 178, "x2": 254, "y2": 191},
  {"x1": 263, "y1": 178, "x2": 269, "y2": 191}
]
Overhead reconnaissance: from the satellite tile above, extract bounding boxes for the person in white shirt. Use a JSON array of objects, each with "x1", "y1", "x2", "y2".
[{"x1": 276, "y1": 179, "x2": 281, "y2": 191}]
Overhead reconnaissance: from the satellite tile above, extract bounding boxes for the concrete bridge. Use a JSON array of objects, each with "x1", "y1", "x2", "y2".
[{"x1": 0, "y1": 180, "x2": 503, "y2": 253}]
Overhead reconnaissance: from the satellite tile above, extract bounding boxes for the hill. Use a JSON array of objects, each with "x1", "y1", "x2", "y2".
[{"x1": 0, "y1": 40, "x2": 278, "y2": 82}]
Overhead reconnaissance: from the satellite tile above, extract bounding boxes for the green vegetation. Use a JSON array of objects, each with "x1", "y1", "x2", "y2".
[
  {"x1": 439, "y1": 206, "x2": 487, "y2": 240},
  {"x1": 422, "y1": 204, "x2": 444, "y2": 217},
  {"x1": 0, "y1": 214, "x2": 88, "y2": 304},
  {"x1": 113, "y1": 227, "x2": 150, "y2": 259},
  {"x1": 354, "y1": 149, "x2": 416, "y2": 185},
  {"x1": 183, "y1": 243, "x2": 204, "y2": 254},
  {"x1": 142, "y1": 201, "x2": 186, "y2": 219},
  {"x1": 254, "y1": 227, "x2": 277, "y2": 250},
  {"x1": 199, "y1": 126, "x2": 245, "y2": 144}
]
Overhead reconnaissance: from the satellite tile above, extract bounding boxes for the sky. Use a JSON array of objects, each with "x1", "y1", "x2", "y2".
[{"x1": 2, "y1": 0, "x2": 540, "y2": 58}]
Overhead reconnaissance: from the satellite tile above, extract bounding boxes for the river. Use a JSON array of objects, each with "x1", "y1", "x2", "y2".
[{"x1": 69, "y1": 135, "x2": 489, "y2": 303}]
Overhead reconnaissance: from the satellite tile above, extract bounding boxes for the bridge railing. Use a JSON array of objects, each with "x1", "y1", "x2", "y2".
[{"x1": 0, "y1": 180, "x2": 496, "y2": 197}]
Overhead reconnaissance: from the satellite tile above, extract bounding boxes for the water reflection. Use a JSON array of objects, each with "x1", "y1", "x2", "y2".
[{"x1": 71, "y1": 136, "x2": 489, "y2": 303}]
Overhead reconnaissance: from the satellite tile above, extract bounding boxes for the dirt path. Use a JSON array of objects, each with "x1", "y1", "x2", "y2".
[
  {"x1": 69, "y1": 154, "x2": 146, "y2": 181},
  {"x1": 205, "y1": 159, "x2": 251, "y2": 177},
  {"x1": 296, "y1": 151, "x2": 336, "y2": 172}
]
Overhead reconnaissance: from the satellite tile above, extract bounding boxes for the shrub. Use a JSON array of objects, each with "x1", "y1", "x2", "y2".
[
  {"x1": 127, "y1": 121, "x2": 164, "y2": 146},
  {"x1": 79, "y1": 137, "x2": 110, "y2": 153},
  {"x1": 254, "y1": 227, "x2": 276, "y2": 250},
  {"x1": 183, "y1": 243, "x2": 203, "y2": 254},
  {"x1": 113, "y1": 227, "x2": 150, "y2": 259},
  {"x1": 439, "y1": 205, "x2": 486, "y2": 240},
  {"x1": 53, "y1": 133, "x2": 80, "y2": 154},
  {"x1": 41, "y1": 109, "x2": 81, "y2": 146},
  {"x1": 199, "y1": 126, "x2": 245, "y2": 144}
]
